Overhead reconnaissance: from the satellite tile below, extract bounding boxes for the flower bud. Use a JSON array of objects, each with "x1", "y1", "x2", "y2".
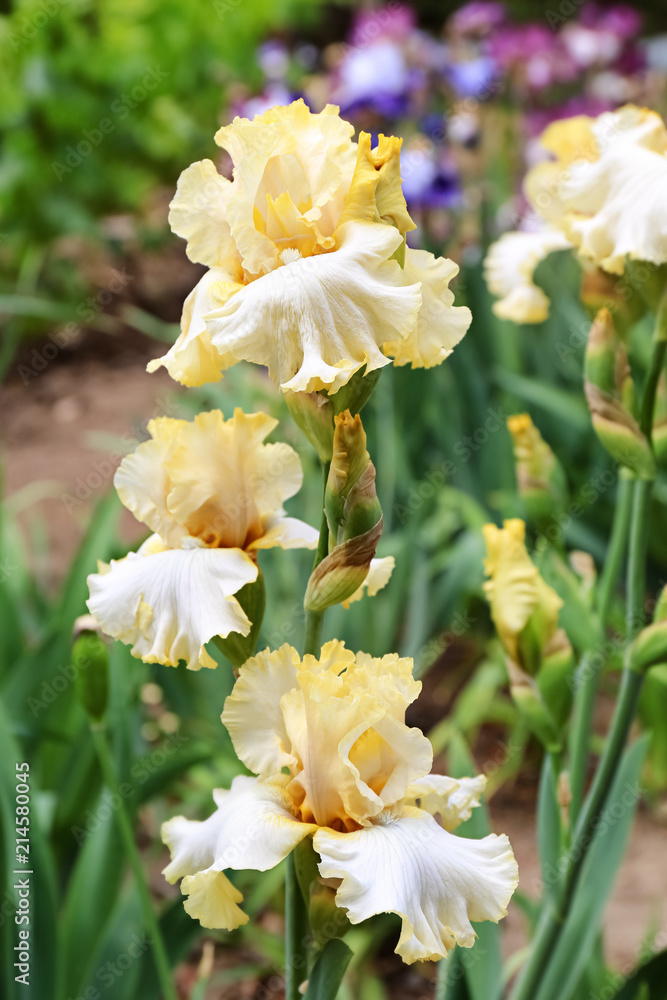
[
  {"x1": 284, "y1": 391, "x2": 334, "y2": 462},
  {"x1": 72, "y1": 616, "x2": 109, "y2": 723},
  {"x1": 305, "y1": 411, "x2": 382, "y2": 612},
  {"x1": 584, "y1": 309, "x2": 655, "y2": 479},
  {"x1": 506, "y1": 659, "x2": 562, "y2": 753},
  {"x1": 483, "y1": 519, "x2": 563, "y2": 677},
  {"x1": 507, "y1": 413, "x2": 567, "y2": 526},
  {"x1": 329, "y1": 366, "x2": 381, "y2": 417}
]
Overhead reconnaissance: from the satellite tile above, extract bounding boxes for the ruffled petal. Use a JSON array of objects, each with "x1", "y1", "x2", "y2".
[
  {"x1": 113, "y1": 417, "x2": 187, "y2": 547},
  {"x1": 483, "y1": 227, "x2": 573, "y2": 324},
  {"x1": 147, "y1": 268, "x2": 243, "y2": 387},
  {"x1": 342, "y1": 556, "x2": 395, "y2": 607},
  {"x1": 384, "y1": 249, "x2": 471, "y2": 367},
  {"x1": 168, "y1": 159, "x2": 239, "y2": 271},
  {"x1": 315, "y1": 805, "x2": 518, "y2": 963},
  {"x1": 205, "y1": 220, "x2": 421, "y2": 393},
  {"x1": 222, "y1": 645, "x2": 302, "y2": 777},
  {"x1": 181, "y1": 871, "x2": 248, "y2": 930},
  {"x1": 562, "y1": 107, "x2": 667, "y2": 273},
  {"x1": 215, "y1": 100, "x2": 357, "y2": 276},
  {"x1": 87, "y1": 544, "x2": 257, "y2": 670},
  {"x1": 164, "y1": 775, "x2": 315, "y2": 878},
  {"x1": 163, "y1": 409, "x2": 303, "y2": 550},
  {"x1": 403, "y1": 774, "x2": 487, "y2": 831}
]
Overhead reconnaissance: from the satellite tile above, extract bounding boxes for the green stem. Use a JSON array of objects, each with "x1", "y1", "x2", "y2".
[
  {"x1": 511, "y1": 325, "x2": 661, "y2": 1000},
  {"x1": 568, "y1": 473, "x2": 633, "y2": 822},
  {"x1": 285, "y1": 458, "x2": 332, "y2": 998},
  {"x1": 91, "y1": 725, "x2": 177, "y2": 1000},
  {"x1": 302, "y1": 460, "x2": 331, "y2": 659},
  {"x1": 285, "y1": 852, "x2": 310, "y2": 1000}
]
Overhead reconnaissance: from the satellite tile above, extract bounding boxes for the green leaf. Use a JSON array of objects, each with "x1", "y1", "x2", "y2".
[
  {"x1": 536, "y1": 755, "x2": 561, "y2": 906},
  {"x1": 534, "y1": 735, "x2": 649, "y2": 1000},
  {"x1": 304, "y1": 938, "x2": 352, "y2": 1000}
]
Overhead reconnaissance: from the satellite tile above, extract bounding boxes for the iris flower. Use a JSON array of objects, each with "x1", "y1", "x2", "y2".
[
  {"x1": 162, "y1": 642, "x2": 517, "y2": 962},
  {"x1": 87, "y1": 409, "x2": 317, "y2": 669},
  {"x1": 149, "y1": 100, "x2": 471, "y2": 393}
]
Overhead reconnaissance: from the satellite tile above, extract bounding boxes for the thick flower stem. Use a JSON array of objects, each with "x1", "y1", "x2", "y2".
[
  {"x1": 285, "y1": 458, "x2": 333, "y2": 998},
  {"x1": 510, "y1": 326, "x2": 661, "y2": 1000},
  {"x1": 302, "y1": 460, "x2": 331, "y2": 658},
  {"x1": 568, "y1": 473, "x2": 633, "y2": 822},
  {"x1": 90, "y1": 724, "x2": 178, "y2": 1000}
]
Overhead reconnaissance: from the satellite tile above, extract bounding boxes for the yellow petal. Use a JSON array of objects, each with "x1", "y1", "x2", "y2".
[
  {"x1": 163, "y1": 408, "x2": 303, "y2": 550},
  {"x1": 147, "y1": 268, "x2": 243, "y2": 387},
  {"x1": 181, "y1": 871, "x2": 248, "y2": 930},
  {"x1": 338, "y1": 132, "x2": 415, "y2": 234},
  {"x1": 113, "y1": 417, "x2": 187, "y2": 547},
  {"x1": 168, "y1": 159, "x2": 241, "y2": 272},
  {"x1": 403, "y1": 773, "x2": 487, "y2": 831}
]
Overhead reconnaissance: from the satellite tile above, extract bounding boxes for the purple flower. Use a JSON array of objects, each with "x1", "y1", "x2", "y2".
[
  {"x1": 446, "y1": 55, "x2": 497, "y2": 98},
  {"x1": 448, "y1": 2, "x2": 506, "y2": 37}
]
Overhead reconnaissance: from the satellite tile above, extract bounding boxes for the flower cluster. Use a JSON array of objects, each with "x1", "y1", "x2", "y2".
[{"x1": 86, "y1": 100, "x2": 516, "y2": 971}]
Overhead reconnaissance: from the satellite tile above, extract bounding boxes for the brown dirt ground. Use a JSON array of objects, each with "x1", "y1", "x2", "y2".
[{"x1": 2, "y1": 327, "x2": 666, "y2": 994}]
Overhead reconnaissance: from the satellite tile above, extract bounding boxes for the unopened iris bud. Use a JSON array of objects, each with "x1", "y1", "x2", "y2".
[
  {"x1": 72, "y1": 615, "x2": 109, "y2": 723},
  {"x1": 537, "y1": 629, "x2": 574, "y2": 729},
  {"x1": 483, "y1": 519, "x2": 563, "y2": 677},
  {"x1": 507, "y1": 413, "x2": 567, "y2": 526},
  {"x1": 584, "y1": 309, "x2": 655, "y2": 479},
  {"x1": 284, "y1": 391, "x2": 334, "y2": 462},
  {"x1": 305, "y1": 411, "x2": 383, "y2": 612}
]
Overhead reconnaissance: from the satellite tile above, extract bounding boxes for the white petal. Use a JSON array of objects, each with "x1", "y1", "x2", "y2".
[
  {"x1": 205, "y1": 220, "x2": 421, "y2": 393},
  {"x1": 147, "y1": 269, "x2": 243, "y2": 387},
  {"x1": 315, "y1": 805, "x2": 518, "y2": 963},
  {"x1": 168, "y1": 159, "x2": 239, "y2": 270},
  {"x1": 342, "y1": 556, "x2": 395, "y2": 608},
  {"x1": 165, "y1": 775, "x2": 315, "y2": 877},
  {"x1": 249, "y1": 515, "x2": 319, "y2": 551},
  {"x1": 384, "y1": 250, "x2": 471, "y2": 368},
  {"x1": 222, "y1": 645, "x2": 302, "y2": 776},
  {"x1": 404, "y1": 774, "x2": 487, "y2": 831},
  {"x1": 483, "y1": 227, "x2": 573, "y2": 324},
  {"x1": 87, "y1": 546, "x2": 257, "y2": 670}
]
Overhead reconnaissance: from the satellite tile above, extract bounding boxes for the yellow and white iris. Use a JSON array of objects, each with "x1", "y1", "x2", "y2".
[
  {"x1": 86, "y1": 409, "x2": 317, "y2": 670},
  {"x1": 149, "y1": 100, "x2": 471, "y2": 393},
  {"x1": 484, "y1": 105, "x2": 667, "y2": 322},
  {"x1": 162, "y1": 642, "x2": 517, "y2": 962}
]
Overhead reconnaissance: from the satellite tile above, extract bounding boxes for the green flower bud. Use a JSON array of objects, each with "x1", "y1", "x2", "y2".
[
  {"x1": 284, "y1": 391, "x2": 334, "y2": 462},
  {"x1": 629, "y1": 584, "x2": 667, "y2": 673},
  {"x1": 305, "y1": 411, "x2": 383, "y2": 612},
  {"x1": 72, "y1": 616, "x2": 109, "y2": 722},
  {"x1": 506, "y1": 659, "x2": 562, "y2": 753},
  {"x1": 584, "y1": 309, "x2": 655, "y2": 479}
]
